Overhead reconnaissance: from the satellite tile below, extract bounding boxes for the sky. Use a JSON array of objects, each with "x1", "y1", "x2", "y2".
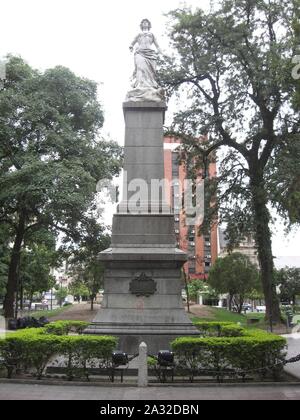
[{"x1": 0, "y1": 0, "x2": 299, "y2": 261}]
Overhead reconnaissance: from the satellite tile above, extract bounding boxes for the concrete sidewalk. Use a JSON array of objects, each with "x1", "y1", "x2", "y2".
[{"x1": 0, "y1": 382, "x2": 300, "y2": 400}]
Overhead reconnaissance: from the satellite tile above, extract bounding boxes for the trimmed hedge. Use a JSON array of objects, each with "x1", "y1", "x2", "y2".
[
  {"x1": 0, "y1": 327, "x2": 117, "y2": 380},
  {"x1": 44, "y1": 321, "x2": 89, "y2": 336},
  {"x1": 194, "y1": 322, "x2": 241, "y2": 337},
  {"x1": 171, "y1": 325, "x2": 287, "y2": 382}
]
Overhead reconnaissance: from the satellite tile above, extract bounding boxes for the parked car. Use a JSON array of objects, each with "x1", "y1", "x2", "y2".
[{"x1": 256, "y1": 306, "x2": 266, "y2": 313}]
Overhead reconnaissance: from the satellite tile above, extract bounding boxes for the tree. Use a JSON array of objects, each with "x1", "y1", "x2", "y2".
[
  {"x1": 187, "y1": 279, "x2": 218, "y2": 303},
  {"x1": 68, "y1": 282, "x2": 90, "y2": 302},
  {"x1": 269, "y1": 0, "x2": 300, "y2": 224},
  {"x1": 20, "y1": 231, "x2": 57, "y2": 309},
  {"x1": 66, "y1": 217, "x2": 111, "y2": 310},
  {"x1": 0, "y1": 56, "x2": 122, "y2": 318},
  {"x1": 160, "y1": 0, "x2": 300, "y2": 323},
  {"x1": 55, "y1": 287, "x2": 69, "y2": 307},
  {"x1": 292, "y1": 0, "x2": 300, "y2": 110},
  {"x1": 276, "y1": 267, "x2": 300, "y2": 306},
  {"x1": 0, "y1": 225, "x2": 10, "y2": 299},
  {"x1": 208, "y1": 253, "x2": 260, "y2": 313}
]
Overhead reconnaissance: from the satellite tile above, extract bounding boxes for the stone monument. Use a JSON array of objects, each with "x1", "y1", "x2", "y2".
[{"x1": 85, "y1": 19, "x2": 199, "y2": 354}]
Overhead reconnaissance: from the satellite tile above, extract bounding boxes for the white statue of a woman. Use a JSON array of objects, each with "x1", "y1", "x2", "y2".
[{"x1": 126, "y1": 19, "x2": 165, "y2": 102}]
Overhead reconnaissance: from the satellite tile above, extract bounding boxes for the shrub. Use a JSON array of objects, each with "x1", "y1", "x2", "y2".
[
  {"x1": 57, "y1": 335, "x2": 117, "y2": 381},
  {"x1": 194, "y1": 322, "x2": 238, "y2": 337},
  {"x1": 147, "y1": 356, "x2": 157, "y2": 368},
  {"x1": 0, "y1": 327, "x2": 117, "y2": 380},
  {"x1": 44, "y1": 321, "x2": 89, "y2": 336},
  {"x1": 220, "y1": 325, "x2": 245, "y2": 337},
  {"x1": 0, "y1": 329, "x2": 60, "y2": 379},
  {"x1": 171, "y1": 326, "x2": 287, "y2": 382}
]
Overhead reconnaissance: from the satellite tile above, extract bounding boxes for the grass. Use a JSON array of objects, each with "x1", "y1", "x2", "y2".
[
  {"x1": 189, "y1": 307, "x2": 270, "y2": 330},
  {"x1": 190, "y1": 307, "x2": 246, "y2": 324},
  {"x1": 19, "y1": 305, "x2": 71, "y2": 319}
]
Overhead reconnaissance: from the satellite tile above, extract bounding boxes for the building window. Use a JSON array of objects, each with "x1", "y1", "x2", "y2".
[
  {"x1": 172, "y1": 153, "x2": 179, "y2": 177},
  {"x1": 189, "y1": 267, "x2": 196, "y2": 274}
]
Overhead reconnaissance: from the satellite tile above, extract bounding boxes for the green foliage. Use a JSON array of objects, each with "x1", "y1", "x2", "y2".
[
  {"x1": 0, "y1": 328, "x2": 60, "y2": 379},
  {"x1": 160, "y1": 0, "x2": 300, "y2": 322},
  {"x1": 194, "y1": 321, "x2": 244, "y2": 337},
  {"x1": 68, "y1": 283, "x2": 90, "y2": 299},
  {"x1": 44, "y1": 321, "x2": 89, "y2": 335},
  {"x1": 0, "y1": 326, "x2": 117, "y2": 380},
  {"x1": 147, "y1": 356, "x2": 157, "y2": 368},
  {"x1": 268, "y1": 136, "x2": 300, "y2": 226},
  {"x1": 57, "y1": 335, "x2": 116, "y2": 381},
  {"x1": 171, "y1": 326, "x2": 287, "y2": 382},
  {"x1": 191, "y1": 307, "x2": 247, "y2": 325},
  {"x1": 275, "y1": 267, "x2": 300, "y2": 305},
  {"x1": 292, "y1": 0, "x2": 300, "y2": 111},
  {"x1": 55, "y1": 287, "x2": 68, "y2": 306},
  {"x1": 66, "y1": 218, "x2": 111, "y2": 305},
  {"x1": 20, "y1": 235, "x2": 57, "y2": 299},
  {"x1": 218, "y1": 324, "x2": 245, "y2": 337},
  {"x1": 0, "y1": 55, "x2": 122, "y2": 317},
  {"x1": 187, "y1": 279, "x2": 218, "y2": 301},
  {"x1": 208, "y1": 253, "x2": 260, "y2": 313}
]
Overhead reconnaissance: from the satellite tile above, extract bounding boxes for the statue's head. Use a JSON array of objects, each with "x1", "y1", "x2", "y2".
[{"x1": 140, "y1": 19, "x2": 151, "y2": 30}]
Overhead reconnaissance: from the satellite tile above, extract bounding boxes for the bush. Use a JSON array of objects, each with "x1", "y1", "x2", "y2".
[
  {"x1": 194, "y1": 322, "x2": 239, "y2": 337},
  {"x1": 220, "y1": 325, "x2": 245, "y2": 337},
  {"x1": 171, "y1": 325, "x2": 287, "y2": 382},
  {"x1": 147, "y1": 356, "x2": 158, "y2": 371},
  {"x1": 44, "y1": 321, "x2": 89, "y2": 336},
  {"x1": 0, "y1": 327, "x2": 117, "y2": 380},
  {"x1": 0, "y1": 329, "x2": 60, "y2": 379},
  {"x1": 57, "y1": 335, "x2": 117, "y2": 381}
]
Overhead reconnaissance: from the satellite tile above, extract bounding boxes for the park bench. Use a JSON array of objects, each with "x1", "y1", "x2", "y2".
[
  {"x1": 247, "y1": 318, "x2": 260, "y2": 325},
  {"x1": 34, "y1": 303, "x2": 49, "y2": 311}
]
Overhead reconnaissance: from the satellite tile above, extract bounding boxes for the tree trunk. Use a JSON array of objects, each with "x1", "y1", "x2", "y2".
[
  {"x1": 19, "y1": 278, "x2": 24, "y2": 311},
  {"x1": 250, "y1": 175, "x2": 282, "y2": 325},
  {"x1": 228, "y1": 294, "x2": 233, "y2": 311},
  {"x1": 90, "y1": 295, "x2": 94, "y2": 311},
  {"x1": 3, "y1": 213, "x2": 26, "y2": 319},
  {"x1": 239, "y1": 298, "x2": 244, "y2": 314},
  {"x1": 29, "y1": 292, "x2": 33, "y2": 310}
]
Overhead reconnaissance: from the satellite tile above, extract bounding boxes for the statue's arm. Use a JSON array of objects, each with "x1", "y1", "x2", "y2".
[
  {"x1": 153, "y1": 35, "x2": 162, "y2": 54},
  {"x1": 129, "y1": 35, "x2": 139, "y2": 52}
]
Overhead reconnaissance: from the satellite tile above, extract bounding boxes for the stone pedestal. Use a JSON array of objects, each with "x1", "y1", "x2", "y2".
[{"x1": 85, "y1": 101, "x2": 199, "y2": 354}]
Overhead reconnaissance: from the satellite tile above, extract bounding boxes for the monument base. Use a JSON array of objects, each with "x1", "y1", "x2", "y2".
[{"x1": 85, "y1": 246, "x2": 199, "y2": 355}]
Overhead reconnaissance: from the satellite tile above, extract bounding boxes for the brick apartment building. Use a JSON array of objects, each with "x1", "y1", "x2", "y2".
[{"x1": 164, "y1": 136, "x2": 218, "y2": 280}]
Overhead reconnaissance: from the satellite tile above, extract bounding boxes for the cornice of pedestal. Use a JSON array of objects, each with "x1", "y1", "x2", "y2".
[{"x1": 123, "y1": 101, "x2": 167, "y2": 111}]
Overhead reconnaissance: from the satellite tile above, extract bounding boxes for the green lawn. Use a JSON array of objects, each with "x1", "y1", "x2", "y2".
[
  {"x1": 19, "y1": 305, "x2": 71, "y2": 319},
  {"x1": 189, "y1": 307, "x2": 268, "y2": 329},
  {"x1": 190, "y1": 307, "x2": 246, "y2": 324}
]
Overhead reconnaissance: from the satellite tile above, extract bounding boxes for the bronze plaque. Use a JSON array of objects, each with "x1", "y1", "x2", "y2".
[{"x1": 129, "y1": 272, "x2": 157, "y2": 297}]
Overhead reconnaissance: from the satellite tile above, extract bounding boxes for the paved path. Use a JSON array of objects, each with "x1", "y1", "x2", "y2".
[{"x1": 0, "y1": 383, "x2": 299, "y2": 400}]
